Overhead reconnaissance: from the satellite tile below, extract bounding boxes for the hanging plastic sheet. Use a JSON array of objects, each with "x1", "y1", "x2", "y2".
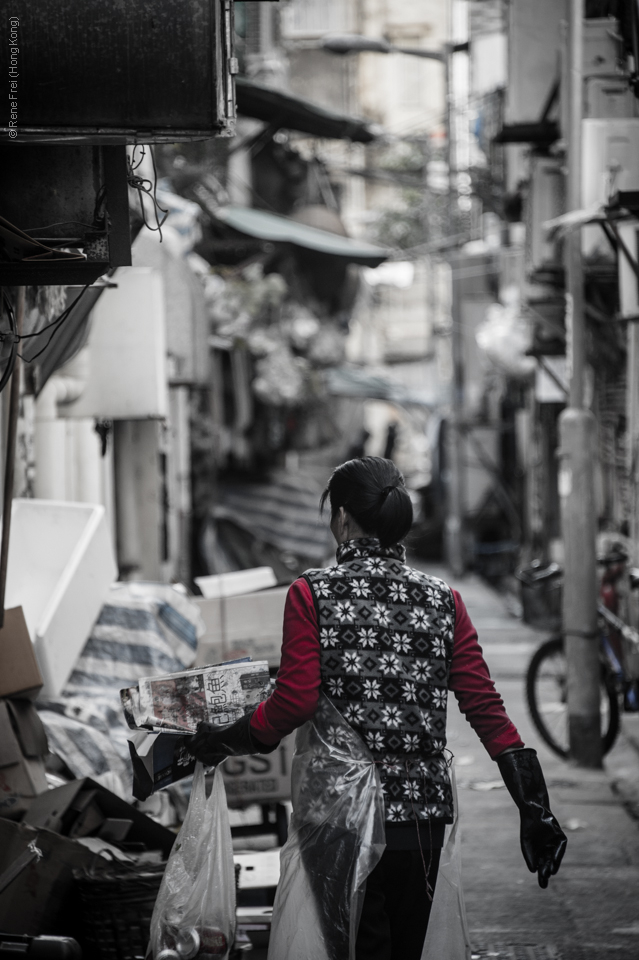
[
  {"x1": 267, "y1": 694, "x2": 386, "y2": 960},
  {"x1": 421, "y1": 766, "x2": 472, "y2": 960},
  {"x1": 149, "y1": 764, "x2": 236, "y2": 960}
]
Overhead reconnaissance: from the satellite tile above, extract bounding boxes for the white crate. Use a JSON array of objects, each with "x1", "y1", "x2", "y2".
[
  {"x1": 234, "y1": 850, "x2": 281, "y2": 889},
  {"x1": 4, "y1": 499, "x2": 117, "y2": 697},
  {"x1": 223, "y1": 735, "x2": 295, "y2": 805},
  {"x1": 195, "y1": 567, "x2": 277, "y2": 600}
]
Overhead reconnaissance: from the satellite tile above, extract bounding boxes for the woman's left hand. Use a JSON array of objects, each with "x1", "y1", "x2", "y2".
[{"x1": 497, "y1": 747, "x2": 567, "y2": 888}]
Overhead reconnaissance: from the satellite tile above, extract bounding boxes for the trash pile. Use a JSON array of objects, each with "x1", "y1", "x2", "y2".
[
  {"x1": 0, "y1": 569, "x2": 206, "y2": 952},
  {"x1": 0, "y1": 495, "x2": 287, "y2": 960},
  {"x1": 0, "y1": 697, "x2": 48, "y2": 821}
]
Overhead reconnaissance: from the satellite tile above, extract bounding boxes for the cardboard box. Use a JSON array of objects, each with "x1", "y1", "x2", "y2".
[
  {"x1": 24, "y1": 777, "x2": 176, "y2": 859},
  {"x1": 0, "y1": 700, "x2": 48, "y2": 820},
  {"x1": 128, "y1": 732, "x2": 196, "y2": 801},
  {"x1": 4, "y1": 699, "x2": 49, "y2": 757},
  {"x1": 222, "y1": 735, "x2": 294, "y2": 806},
  {"x1": 0, "y1": 759, "x2": 48, "y2": 820},
  {"x1": 195, "y1": 588, "x2": 288, "y2": 668},
  {"x1": 128, "y1": 730, "x2": 295, "y2": 806},
  {"x1": 0, "y1": 607, "x2": 43, "y2": 699}
]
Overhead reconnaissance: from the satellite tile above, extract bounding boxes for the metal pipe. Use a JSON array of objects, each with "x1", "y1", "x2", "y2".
[
  {"x1": 443, "y1": 36, "x2": 466, "y2": 577},
  {"x1": 560, "y1": 0, "x2": 602, "y2": 768},
  {"x1": 566, "y1": 0, "x2": 585, "y2": 409},
  {"x1": 391, "y1": 45, "x2": 445, "y2": 62},
  {"x1": 0, "y1": 287, "x2": 24, "y2": 629}
]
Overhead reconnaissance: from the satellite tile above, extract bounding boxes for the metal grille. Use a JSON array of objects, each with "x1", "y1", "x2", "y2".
[
  {"x1": 471, "y1": 946, "x2": 561, "y2": 960},
  {"x1": 469, "y1": 0, "x2": 507, "y2": 36},
  {"x1": 280, "y1": 0, "x2": 354, "y2": 39}
]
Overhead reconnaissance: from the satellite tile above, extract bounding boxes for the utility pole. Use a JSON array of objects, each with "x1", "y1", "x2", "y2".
[
  {"x1": 619, "y1": 223, "x2": 639, "y2": 551},
  {"x1": 559, "y1": 0, "x2": 602, "y2": 767},
  {"x1": 443, "y1": 41, "x2": 465, "y2": 577}
]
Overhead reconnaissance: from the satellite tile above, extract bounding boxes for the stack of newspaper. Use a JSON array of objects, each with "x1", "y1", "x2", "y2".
[{"x1": 121, "y1": 658, "x2": 271, "y2": 799}]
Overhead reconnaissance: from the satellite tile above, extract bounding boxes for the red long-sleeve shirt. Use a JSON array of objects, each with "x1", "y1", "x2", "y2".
[{"x1": 250, "y1": 578, "x2": 523, "y2": 759}]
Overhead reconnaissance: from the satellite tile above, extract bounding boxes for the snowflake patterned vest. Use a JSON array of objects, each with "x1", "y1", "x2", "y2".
[{"x1": 303, "y1": 537, "x2": 456, "y2": 823}]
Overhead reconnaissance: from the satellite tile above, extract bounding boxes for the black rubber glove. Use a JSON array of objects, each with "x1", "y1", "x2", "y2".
[
  {"x1": 186, "y1": 711, "x2": 279, "y2": 767},
  {"x1": 497, "y1": 747, "x2": 567, "y2": 888}
]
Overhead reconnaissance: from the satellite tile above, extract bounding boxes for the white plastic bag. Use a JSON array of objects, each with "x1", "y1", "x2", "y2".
[
  {"x1": 267, "y1": 694, "x2": 386, "y2": 960},
  {"x1": 421, "y1": 766, "x2": 472, "y2": 960},
  {"x1": 149, "y1": 764, "x2": 236, "y2": 960}
]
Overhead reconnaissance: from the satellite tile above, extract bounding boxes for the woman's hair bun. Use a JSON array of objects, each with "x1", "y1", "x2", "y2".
[{"x1": 320, "y1": 457, "x2": 413, "y2": 547}]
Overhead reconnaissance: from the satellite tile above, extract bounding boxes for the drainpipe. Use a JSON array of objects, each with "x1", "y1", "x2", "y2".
[{"x1": 559, "y1": 0, "x2": 602, "y2": 768}]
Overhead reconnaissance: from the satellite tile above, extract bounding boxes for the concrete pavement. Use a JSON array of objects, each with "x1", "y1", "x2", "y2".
[
  {"x1": 433, "y1": 565, "x2": 639, "y2": 960},
  {"x1": 240, "y1": 566, "x2": 639, "y2": 958}
]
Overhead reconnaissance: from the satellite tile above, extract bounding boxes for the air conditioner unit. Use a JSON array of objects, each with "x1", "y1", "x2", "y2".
[
  {"x1": 1, "y1": 0, "x2": 235, "y2": 143},
  {"x1": 582, "y1": 118, "x2": 639, "y2": 256},
  {"x1": 584, "y1": 77, "x2": 638, "y2": 119},
  {"x1": 0, "y1": 144, "x2": 130, "y2": 286},
  {"x1": 58, "y1": 268, "x2": 168, "y2": 420},
  {"x1": 527, "y1": 155, "x2": 565, "y2": 274},
  {"x1": 617, "y1": 221, "x2": 639, "y2": 318},
  {"x1": 583, "y1": 18, "x2": 625, "y2": 77}
]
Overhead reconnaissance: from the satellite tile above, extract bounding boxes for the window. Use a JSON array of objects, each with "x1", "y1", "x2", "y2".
[{"x1": 280, "y1": 0, "x2": 354, "y2": 39}]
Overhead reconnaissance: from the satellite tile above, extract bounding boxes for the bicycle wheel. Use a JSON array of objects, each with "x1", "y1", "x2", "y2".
[{"x1": 525, "y1": 636, "x2": 620, "y2": 759}]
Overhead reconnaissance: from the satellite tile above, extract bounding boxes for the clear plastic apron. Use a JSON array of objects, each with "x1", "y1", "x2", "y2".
[{"x1": 268, "y1": 694, "x2": 471, "y2": 960}]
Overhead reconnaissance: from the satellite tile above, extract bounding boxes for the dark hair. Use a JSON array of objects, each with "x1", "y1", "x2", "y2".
[{"x1": 320, "y1": 457, "x2": 413, "y2": 548}]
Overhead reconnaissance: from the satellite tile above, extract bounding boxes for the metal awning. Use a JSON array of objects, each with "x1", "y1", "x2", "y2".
[
  {"x1": 213, "y1": 477, "x2": 332, "y2": 562},
  {"x1": 235, "y1": 76, "x2": 378, "y2": 143},
  {"x1": 325, "y1": 365, "x2": 432, "y2": 406},
  {"x1": 30, "y1": 283, "x2": 108, "y2": 395},
  {"x1": 493, "y1": 121, "x2": 559, "y2": 145},
  {"x1": 214, "y1": 206, "x2": 389, "y2": 265}
]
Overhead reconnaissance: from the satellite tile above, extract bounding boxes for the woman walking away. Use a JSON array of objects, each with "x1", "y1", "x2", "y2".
[{"x1": 188, "y1": 457, "x2": 567, "y2": 960}]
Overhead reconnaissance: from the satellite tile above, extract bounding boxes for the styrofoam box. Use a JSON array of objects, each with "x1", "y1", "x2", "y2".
[
  {"x1": 234, "y1": 850, "x2": 281, "y2": 889},
  {"x1": 195, "y1": 586, "x2": 288, "y2": 668},
  {"x1": 194, "y1": 566, "x2": 277, "y2": 600},
  {"x1": 3, "y1": 499, "x2": 118, "y2": 698}
]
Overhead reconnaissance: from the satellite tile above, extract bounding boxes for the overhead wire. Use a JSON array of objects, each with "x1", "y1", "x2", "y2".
[
  {"x1": 22, "y1": 220, "x2": 100, "y2": 234},
  {"x1": 127, "y1": 144, "x2": 169, "y2": 239}
]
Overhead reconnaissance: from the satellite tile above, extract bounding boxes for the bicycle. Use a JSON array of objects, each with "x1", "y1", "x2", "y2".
[{"x1": 522, "y1": 553, "x2": 639, "y2": 759}]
